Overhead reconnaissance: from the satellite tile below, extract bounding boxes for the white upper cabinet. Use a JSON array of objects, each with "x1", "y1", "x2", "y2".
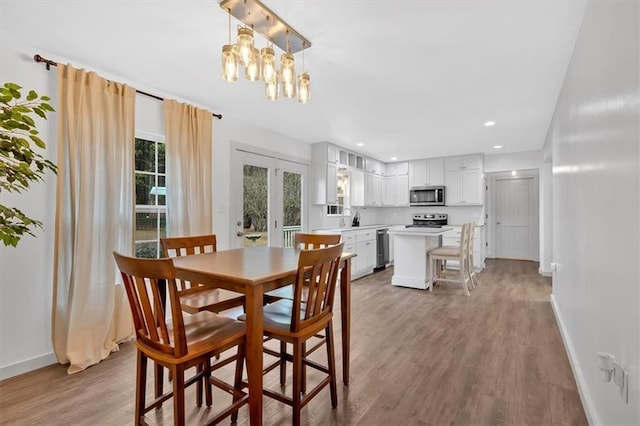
[
  {"x1": 350, "y1": 169, "x2": 365, "y2": 207},
  {"x1": 409, "y1": 158, "x2": 444, "y2": 187},
  {"x1": 444, "y1": 154, "x2": 482, "y2": 171},
  {"x1": 444, "y1": 154, "x2": 484, "y2": 205},
  {"x1": 327, "y1": 144, "x2": 340, "y2": 164},
  {"x1": 365, "y1": 158, "x2": 384, "y2": 175},
  {"x1": 382, "y1": 173, "x2": 409, "y2": 206},
  {"x1": 365, "y1": 172, "x2": 382, "y2": 206},
  {"x1": 384, "y1": 161, "x2": 408, "y2": 177}
]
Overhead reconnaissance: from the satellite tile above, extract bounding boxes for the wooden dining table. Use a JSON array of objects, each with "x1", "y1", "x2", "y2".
[{"x1": 171, "y1": 246, "x2": 355, "y2": 425}]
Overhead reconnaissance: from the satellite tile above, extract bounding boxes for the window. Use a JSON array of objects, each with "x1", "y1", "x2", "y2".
[
  {"x1": 327, "y1": 171, "x2": 350, "y2": 216},
  {"x1": 135, "y1": 137, "x2": 166, "y2": 258}
]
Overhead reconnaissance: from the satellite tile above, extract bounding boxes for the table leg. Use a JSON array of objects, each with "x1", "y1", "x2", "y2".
[
  {"x1": 245, "y1": 284, "x2": 264, "y2": 425},
  {"x1": 340, "y1": 259, "x2": 351, "y2": 385}
]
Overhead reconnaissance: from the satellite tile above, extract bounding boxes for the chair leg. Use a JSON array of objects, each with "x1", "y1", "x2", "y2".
[
  {"x1": 135, "y1": 351, "x2": 147, "y2": 426},
  {"x1": 154, "y1": 361, "x2": 163, "y2": 406},
  {"x1": 280, "y1": 341, "x2": 287, "y2": 386},
  {"x1": 231, "y1": 343, "x2": 246, "y2": 423},
  {"x1": 325, "y1": 322, "x2": 338, "y2": 409},
  {"x1": 204, "y1": 359, "x2": 213, "y2": 407},
  {"x1": 196, "y1": 363, "x2": 203, "y2": 407},
  {"x1": 301, "y1": 342, "x2": 307, "y2": 394},
  {"x1": 172, "y1": 365, "x2": 185, "y2": 426},
  {"x1": 292, "y1": 341, "x2": 304, "y2": 426}
]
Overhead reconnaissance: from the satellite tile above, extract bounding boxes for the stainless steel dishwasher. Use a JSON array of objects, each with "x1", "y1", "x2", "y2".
[{"x1": 376, "y1": 228, "x2": 389, "y2": 269}]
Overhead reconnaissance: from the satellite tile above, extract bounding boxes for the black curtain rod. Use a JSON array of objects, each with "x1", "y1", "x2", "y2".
[{"x1": 33, "y1": 54, "x2": 223, "y2": 120}]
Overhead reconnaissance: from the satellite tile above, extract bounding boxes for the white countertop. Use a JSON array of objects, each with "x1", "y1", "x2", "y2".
[
  {"x1": 313, "y1": 224, "x2": 395, "y2": 233},
  {"x1": 388, "y1": 226, "x2": 452, "y2": 236}
]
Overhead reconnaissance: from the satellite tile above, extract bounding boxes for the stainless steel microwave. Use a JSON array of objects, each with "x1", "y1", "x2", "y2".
[{"x1": 409, "y1": 186, "x2": 445, "y2": 206}]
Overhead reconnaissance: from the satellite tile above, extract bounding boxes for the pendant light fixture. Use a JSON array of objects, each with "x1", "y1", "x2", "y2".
[
  {"x1": 221, "y1": 8, "x2": 238, "y2": 82},
  {"x1": 245, "y1": 45, "x2": 260, "y2": 81},
  {"x1": 261, "y1": 16, "x2": 276, "y2": 84},
  {"x1": 219, "y1": 0, "x2": 312, "y2": 104},
  {"x1": 297, "y1": 42, "x2": 310, "y2": 104},
  {"x1": 281, "y1": 31, "x2": 296, "y2": 98}
]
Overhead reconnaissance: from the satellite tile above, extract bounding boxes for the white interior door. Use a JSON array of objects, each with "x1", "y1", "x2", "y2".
[
  {"x1": 231, "y1": 149, "x2": 307, "y2": 248},
  {"x1": 495, "y1": 178, "x2": 535, "y2": 259}
]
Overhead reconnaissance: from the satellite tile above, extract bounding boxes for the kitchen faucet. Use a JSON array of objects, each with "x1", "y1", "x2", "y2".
[{"x1": 340, "y1": 208, "x2": 352, "y2": 228}]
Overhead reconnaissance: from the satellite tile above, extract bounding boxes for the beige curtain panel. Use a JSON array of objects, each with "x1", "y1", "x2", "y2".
[
  {"x1": 163, "y1": 99, "x2": 213, "y2": 236},
  {"x1": 52, "y1": 64, "x2": 135, "y2": 374}
]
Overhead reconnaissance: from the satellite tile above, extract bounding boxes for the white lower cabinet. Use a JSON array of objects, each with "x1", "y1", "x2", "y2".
[
  {"x1": 340, "y1": 228, "x2": 377, "y2": 279},
  {"x1": 441, "y1": 225, "x2": 485, "y2": 270}
]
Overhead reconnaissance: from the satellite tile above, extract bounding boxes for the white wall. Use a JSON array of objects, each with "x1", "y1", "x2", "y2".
[
  {"x1": 546, "y1": 1, "x2": 639, "y2": 424},
  {"x1": 0, "y1": 44, "x2": 59, "y2": 379},
  {"x1": 484, "y1": 150, "x2": 542, "y2": 173},
  {"x1": 0, "y1": 42, "x2": 311, "y2": 379}
]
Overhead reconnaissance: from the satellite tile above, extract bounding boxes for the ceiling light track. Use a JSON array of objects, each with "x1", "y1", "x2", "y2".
[{"x1": 219, "y1": 0, "x2": 311, "y2": 53}]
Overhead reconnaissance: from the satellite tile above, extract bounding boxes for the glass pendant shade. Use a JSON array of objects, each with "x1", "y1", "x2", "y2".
[
  {"x1": 282, "y1": 80, "x2": 295, "y2": 99},
  {"x1": 245, "y1": 47, "x2": 260, "y2": 81},
  {"x1": 280, "y1": 52, "x2": 295, "y2": 85},
  {"x1": 297, "y1": 72, "x2": 310, "y2": 104},
  {"x1": 221, "y1": 44, "x2": 239, "y2": 82},
  {"x1": 265, "y1": 79, "x2": 279, "y2": 101},
  {"x1": 237, "y1": 27, "x2": 254, "y2": 67},
  {"x1": 260, "y1": 46, "x2": 276, "y2": 83}
]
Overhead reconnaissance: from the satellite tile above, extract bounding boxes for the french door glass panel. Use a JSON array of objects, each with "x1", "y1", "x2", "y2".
[{"x1": 233, "y1": 150, "x2": 307, "y2": 248}]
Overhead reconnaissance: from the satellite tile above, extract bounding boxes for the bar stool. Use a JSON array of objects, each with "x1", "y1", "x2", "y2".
[{"x1": 428, "y1": 223, "x2": 471, "y2": 296}]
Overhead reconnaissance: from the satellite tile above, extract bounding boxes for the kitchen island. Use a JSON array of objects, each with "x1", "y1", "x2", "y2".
[{"x1": 388, "y1": 226, "x2": 452, "y2": 290}]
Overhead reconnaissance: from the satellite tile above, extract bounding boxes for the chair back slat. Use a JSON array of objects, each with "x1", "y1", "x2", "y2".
[
  {"x1": 293, "y1": 233, "x2": 341, "y2": 250},
  {"x1": 160, "y1": 234, "x2": 217, "y2": 291},
  {"x1": 291, "y1": 243, "x2": 344, "y2": 332},
  {"x1": 113, "y1": 252, "x2": 188, "y2": 358}
]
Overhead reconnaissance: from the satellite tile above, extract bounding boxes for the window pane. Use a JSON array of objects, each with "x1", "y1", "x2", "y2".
[
  {"x1": 157, "y1": 175, "x2": 166, "y2": 206},
  {"x1": 136, "y1": 241, "x2": 158, "y2": 259},
  {"x1": 135, "y1": 138, "x2": 155, "y2": 172},
  {"x1": 136, "y1": 173, "x2": 156, "y2": 205},
  {"x1": 158, "y1": 143, "x2": 165, "y2": 174},
  {"x1": 135, "y1": 210, "x2": 160, "y2": 242},
  {"x1": 243, "y1": 164, "x2": 268, "y2": 247}
]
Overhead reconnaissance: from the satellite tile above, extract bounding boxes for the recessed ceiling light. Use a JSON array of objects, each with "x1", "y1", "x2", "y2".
[
  {"x1": 391, "y1": 157, "x2": 398, "y2": 161},
  {"x1": 484, "y1": 121, "x2": 496, "y2": 127},
  {"x1": 356, "y1": 143, "x2": 364, "y2": 147},
  {"x1": 511, "y1": 170, "x2": 517, "y2": 176},
  {"x1": 493, "y1": 145, "x2": 503, "y2": 149}
]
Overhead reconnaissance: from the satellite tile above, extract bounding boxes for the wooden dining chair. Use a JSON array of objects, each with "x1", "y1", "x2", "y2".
[
  {"x1": 239, "y1": 243, "x2": 344, "y2": 426},
  {"x1": 160, "y1": 234, "x2": 246, "y2": 314},
  {"x1": 113, "y1": 252, "x2": 248, "y2": 425},
  {"x1": 265, "y1": 232, "x2": 341, "y2": 387},
  {"x1": 428, "y1": 223, "x2": 471, "y2": 296}
]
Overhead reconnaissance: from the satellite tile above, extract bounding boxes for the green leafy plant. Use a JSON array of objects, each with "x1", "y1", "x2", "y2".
[{"x1": 0, "y1": 82, "x2": 57, "y2": 247}]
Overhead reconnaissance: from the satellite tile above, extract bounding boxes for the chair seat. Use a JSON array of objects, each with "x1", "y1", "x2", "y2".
[
  {"x1": 179, "y1": 288, "x2": 245, "y2": 314},
  {"x1": 429, "y1": 247, "x2": 461, "y2": 257},
  {"x1": 238, "y1": 299, "x2": 310, "y2": 333},
  {"x1": 145, "y1": 311, "x2": 246, "y2": 361}
]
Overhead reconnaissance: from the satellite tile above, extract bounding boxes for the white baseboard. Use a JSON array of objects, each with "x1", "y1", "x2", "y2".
[
  {"x1": 550, "y1": 294, "x2": 598, "y2": 425},
  {"x1": 0, "y1": 352, "x2": 57, "y2": 381},
  {"x1": 539, "y1": 267, "x2": 553, "y2": 277}
]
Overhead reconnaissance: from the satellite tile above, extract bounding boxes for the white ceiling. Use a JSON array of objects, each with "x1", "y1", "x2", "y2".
[{"x1": 1, "y1": 0, "x2": 587, "y2": 161}]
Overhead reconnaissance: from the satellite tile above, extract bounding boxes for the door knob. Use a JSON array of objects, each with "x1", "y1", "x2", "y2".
[
  {"x1": 236, "y1": 231, "x2": 244, "y2": 237},
  {"x1": 236, "y1": 220, "x2": 242, "y2": 227},
  {"x1": 496, "y1": 222, "x2": 501, "y2": 225}
]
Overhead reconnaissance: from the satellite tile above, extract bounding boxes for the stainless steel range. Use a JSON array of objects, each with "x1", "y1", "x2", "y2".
[{"x1": 405, "y1": 213, "x2": 448, "y2": 228}]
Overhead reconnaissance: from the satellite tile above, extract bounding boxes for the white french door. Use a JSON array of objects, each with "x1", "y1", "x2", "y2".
[{"x1": 231, "y1": 148, "x2": 307, "y2": 248}]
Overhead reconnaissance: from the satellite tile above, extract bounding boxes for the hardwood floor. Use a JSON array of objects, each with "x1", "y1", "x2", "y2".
[{"x1": 0, "y1": 259, "x2": 587, "y2": 425}]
